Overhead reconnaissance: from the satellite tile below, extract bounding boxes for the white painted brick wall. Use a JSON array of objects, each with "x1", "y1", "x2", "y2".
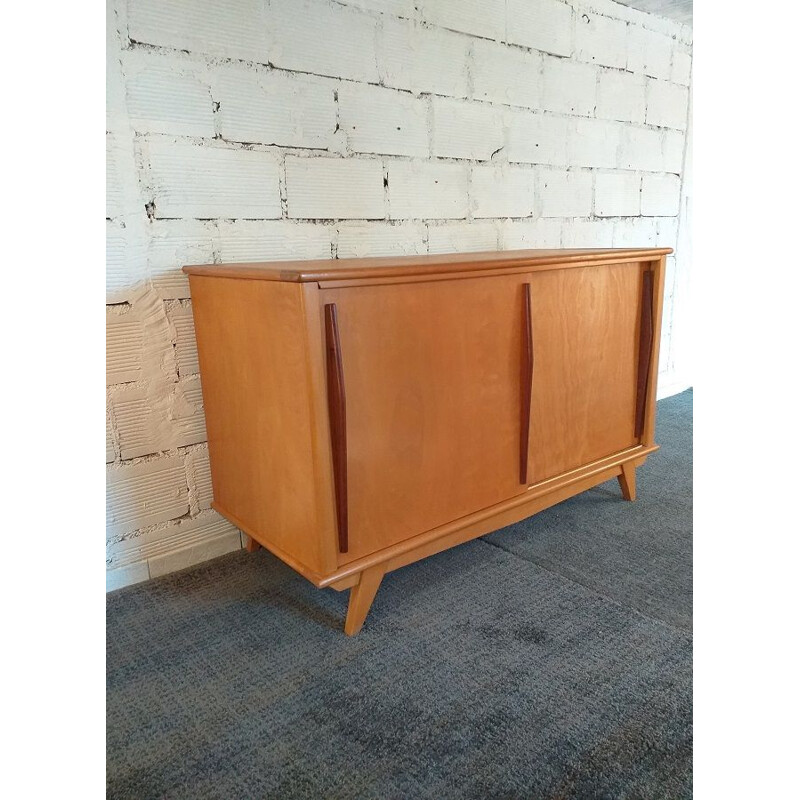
[
  {"x1": 575, "y1": 12, "x2": 627, "y2": 69},
  {"x1": 542, "y1": 58, "x2": 597, "y2": 117},
  {"x1": 127, "y1": 0, "x2": 268, "y2": 61},
  {"x1": 378, "y1": 19, "x2": 470, "y2": 98},
  {"x1": 506, "y1": 111, "x2": 569, "y2": 166},
  {"x1": 539, "y1": 170, "x2": 593, "y2": 217},
  {"x1": 338, "y1": 84, "x2": 429, "y2": 157},
  {"x1": 106, "y1": 0, "x2": 692, "y2": 589},
  {"x1": 627, "y1": 25, "x2": 673, "y2": 80},
  {"x1": 432, "y1": 98, "x2": 504, "y2": 161},
  {"x1": 419, "y1": 0, "x2": 506, "y2": 41},
  {"x1": 471, "y1": 41, "x2": 542, "y2": 109},
  {"x1": 285, "y1": 156, "x2": 385, "y2": 219},
  {"x1": 646, "y1": 80, "x2": 690, "y2": 130},
  {"x1": 213, "y1": 67, "x2": 336, "y2": 148},
  {"x1": 471, "y1": 166, "x2": 535, "y2": 219},
  {"x1": 144, "y1": 140, "x2": 282, "y2": 219},
  {"x1": 506, "y1": 0, "x2": 574, "y2": 57},
  {"x1": 597, "y1": 70, "x2": 647, "y2": 124},
  {"x1": 267, "y1": 0, "x2": 379, "y2": 83},
  {"x1": 595, "y1": 172, "x2": 641, "y2": 217},
  {"x1": 641, "y1": 173, "x2": 681, "y2": 217},
  {"x1": 387, "y1": 161, "x2": 468, "y2": 219}
]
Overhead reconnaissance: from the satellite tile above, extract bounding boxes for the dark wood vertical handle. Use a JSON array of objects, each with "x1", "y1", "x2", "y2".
[
  {"x1": 324, "y1": 304, "x2": 348, "y2": 553},
  {"x1": 520, "y1": 283, "x2": 534, "y2": 484},
  {"x1": 635, "y1": 269, "x2": 654, "y2": 439}
]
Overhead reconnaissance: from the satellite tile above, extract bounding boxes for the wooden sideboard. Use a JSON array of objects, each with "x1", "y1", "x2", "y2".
[{"x1": 183, "y1": 248, "x2": 669, "y2": 635}]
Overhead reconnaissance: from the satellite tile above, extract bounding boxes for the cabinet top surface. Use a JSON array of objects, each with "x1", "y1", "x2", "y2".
[{"x1": 183, "y1": 247, "x2": 671, "y2": 283}]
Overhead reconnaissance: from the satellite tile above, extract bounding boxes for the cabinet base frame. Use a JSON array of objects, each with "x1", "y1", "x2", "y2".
[{"x1": 222, "y1": 443, "x2": 658, "y2": 634}]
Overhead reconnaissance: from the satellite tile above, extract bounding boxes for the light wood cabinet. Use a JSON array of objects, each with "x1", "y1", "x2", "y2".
[{"x1": 184, "y1": 248, "x2": 669, "y2": 635}]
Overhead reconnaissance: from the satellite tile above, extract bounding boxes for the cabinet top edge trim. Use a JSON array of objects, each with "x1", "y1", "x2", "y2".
[{"x1": 183, "y1": 248, "x2": 672, "y2": 283}]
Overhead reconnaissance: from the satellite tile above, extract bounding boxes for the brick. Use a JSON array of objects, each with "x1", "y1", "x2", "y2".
[
  {"x1": 595, "y1": 172, "x2": 640, "y2": 217},
  {"x1": 542, "y1": 58, "x2": 596, "y2": 117},
  {"x1": 387, "y1": 161, "x2": 468, "y2": 219},
  {"x1": 471, "y1": 41, "x2": 542, "y2": 109},
  {"x1": 432, "y1": 98, "x2": 504, "y2": 160},
  {"x1": 127, "y1": 0, "x2": 268, "y2": 61},
  {"x1": 568, "y1": 118, "x2": 621, "y2": 169},
  {"x1": 148, "y1": 513, "x2": 241, "y2": 578},
  {"x1": 619, "y1": 126, "x2": 663, "y2": 172},
  {"x1": 338, "y1": 84, "x2": 428, "y2": 158},
  {"x1": 214, "y1": 67, "x2": 335, "y2": 148},
  {"x1": 168, "y1": 305, "x2": 199, "y2": 377},
  {"x1": 112, "y1": 386, "x2": 157, "y2": 459},
  {"x1": 379, "y1": 18, "x2": 470, "y2": 98},
  {"x1": 613, "y1": 217, "x2": 658, "y2": 248},
  {"x1": 575, "y1": 12, "x2": 627, "y2": 69},
  {"x1": 596, "y1": 69, "x2": 646, "y2": 124},
  {"x1": 336, "y1": 222, "x2": 427, "y2": 257},
  {"x1": 145, "y1": 140, "x2": 281, "y2": 219},
  {"x1": 107, "y1": 510, "x2": 238, "y2": 573},
  {"x1": 506, "y1": 111, "x2": 568, "y2": 166},
  {"x1": 654, "y1": 216, "x2": 680, "y2": 248},
  {"x1": 106, "y1": 562, "x2": 150, "y2": 592},
  {"x1": 186, "y1": 446, "x2": 214, "y2": 511},
  {"x1": 672, "y1": 48, "x2": 692, "y2": 86},
  {"x1": 107, "y1": 413, "x2": 116, "y2": 463},
  {"x1": 267, "y1": 0, "x2": 379, "y2": 82},
  {"x1": 285, "y1": 157, "x2": 385, "y2": 219},
  {"x1": 106, "y1": 456, "x2": 189, "y2": 537},
  {"x1": 170, "y1": 377, "x2": 208, "y2": 449},
  {"x1": 471, "y1": 165, "x2": 535, "y2": 218},
  {"x1": 419, "y1": 0, "x2": 504, "y2": 40},
  {"x1": 337, "y1": 0, "x2": 414, "y2": 14},
  {"x1": 112, "y1": 377, "x2": 206, "y2": 459},
  {"x1": 107, "y1": 309, "x2": 143, "y2": 385},
  {"x1": 539, "y1": 170, "x2": 593, "y2": 217},
  {"x1": 106, "y1": 134, "x2": 124, "y2": 219},
  {"x1": 506, "y1": 0, "x2": 573, "y2": 57},
  {"x1": 148, "y1": 220, "x2": 216, "y2": 299},
  {"x1": 500, "y1": 218, "x2": 562, "y2": 249},
  {"x1": 641, "y1": 173, "x2": 681, "y2": 216},
  {"x1": 646, "y1": 79, "x2": 689, "y2": 130},
  {"x1": 663, "y1": 130, "x2": 686, "y2": 174},
  {"x1": 427, "y1": 222, "x2": 499, "y2": 254},
  {"x1": 216, "y1": 220, "x2": 333, "y2": 262},
  {"x1": 562, "y1": 218, "x2": 615, "y2": 248},
  {"x1": 627, "y1": 25, "x2": 673, "y2": 80},
  {"x1": 124, "y1": 52, "x2": 214, "y2": 137},
  {"x1": 107, "y1": 221, "x2": 146, "y2": 304}
]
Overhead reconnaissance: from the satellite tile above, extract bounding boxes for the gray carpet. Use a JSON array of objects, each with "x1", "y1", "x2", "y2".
[{"x1": 107, "y1": 389, "x2": 692, "y2": 799}]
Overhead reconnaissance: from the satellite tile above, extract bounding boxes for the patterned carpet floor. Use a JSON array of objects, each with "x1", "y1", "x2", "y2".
[{"x1": 107, "y1": 389, "x2": 692, "y2": 799}]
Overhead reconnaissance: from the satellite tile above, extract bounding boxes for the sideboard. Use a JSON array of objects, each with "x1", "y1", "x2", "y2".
[{"x1": 183, "y1": 248, "x2": 670, "y2": 635}]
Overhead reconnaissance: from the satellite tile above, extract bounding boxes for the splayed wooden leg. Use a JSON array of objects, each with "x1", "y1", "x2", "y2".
[
  {"x1": 344, "y1": 564, "x2": 385, "y2": 636},
  {"x1": 618, "y1": 461, "x2": 637, "y2": 501},
  {"x1": 245, "y1": 535, "x2": 262, "y2": 553}
]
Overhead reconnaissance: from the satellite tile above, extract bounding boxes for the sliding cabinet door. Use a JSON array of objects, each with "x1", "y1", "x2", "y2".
[
  {"x1": 527, "y1": 261, "x2": 650, "y2": 484},
  {"x1": 320, "y1": 276, "x2": 530, "y2": 562}
]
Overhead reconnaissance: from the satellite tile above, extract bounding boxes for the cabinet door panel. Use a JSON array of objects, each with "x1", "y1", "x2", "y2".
[
  {"x1": 528, "y1": 262, "x2": 644, "y2": 483},
  {"x1": 321, "y1": 276, "x2": 528, "y2": 562}
]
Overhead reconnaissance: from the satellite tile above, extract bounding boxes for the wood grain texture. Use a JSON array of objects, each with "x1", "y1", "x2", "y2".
[
  {"x1": 188, "y1": 275, "x2": 336, "y2": 576},
  {"x1": 344, "y1": 564, "x2": 385, "y2": 636},
  {"x1": 635, "y1": 269, "x2": 654, "y2": 439},
  {"x1": 641, "y1": 256, "x2": 668, "y2": 447},
  {"x1": 319, "y1": 275, "x2": 530, "y2": 563},
  {"x1": 520, "y1": 282, "x2": 533, "y2": 484},
  {"x1": 324, "y1": 304, "x2": 348, "y2": 553},
  {"x1": 618, "y1": 461, "x2": 637, "y2": 501},
  {"x1": 183, "y1": 247, "x2": 673, "y2": 283},
  {"x1": 527, "y1": 262, "x2": 644, "y2": 483}
]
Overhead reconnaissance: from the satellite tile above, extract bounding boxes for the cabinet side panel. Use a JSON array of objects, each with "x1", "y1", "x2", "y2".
[{"x1": 189, "y1": 275, "x2": 332, "y2": 575}]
